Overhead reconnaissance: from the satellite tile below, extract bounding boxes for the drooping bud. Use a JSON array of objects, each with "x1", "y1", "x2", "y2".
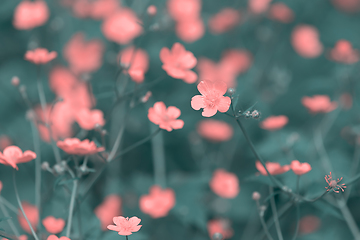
[
  {"x1": 252, "y1": 191, "x2": 261, "y2": 201},
  {"x1": 11, "y1": 76, "x2": 20, "y2": 86}
]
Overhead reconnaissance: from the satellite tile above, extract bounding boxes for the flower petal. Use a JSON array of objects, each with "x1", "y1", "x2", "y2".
[
  {"x1": 217, "y1": 96, "x2": 231, "y2": 112},
  {"x1": 191, "y1": 95, "x2": 205, "y2": 110}
]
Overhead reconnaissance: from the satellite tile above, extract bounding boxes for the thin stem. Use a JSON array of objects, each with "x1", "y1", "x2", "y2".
[
  {"x1": 150, "y1": 126, "x2": 166, "y2": 187},
  {"x1": 65, "y1": 179, "x2": 79, "y2": 238},
  {"x1": 269, "y1": 186, "x2": 283, "y2": 240},
  {"x1": 13, "y1": 170, "x2": 39, "y2": 240},
  {"x1": 126, "y1": 236, "x2": 129, "y2": 240},
  {"x1": 292, "y1": 176, "x2": 300, "y2": 240},
  {"x1": 336, "y1": 197, "x2": 360, "y2": 240},
  {"x1": 0, "y1": 196, "x2": 20, "y2": 237},
  {"x1": 255, "y1": 201, "x2": 274, "y2": 240},
  {"x1": 0, "y1": 196, "x2": 18, "y2": 213}
]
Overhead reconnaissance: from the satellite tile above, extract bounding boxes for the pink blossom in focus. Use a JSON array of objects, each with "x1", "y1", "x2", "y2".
[
  {"x1": 291, "y1": 25, "x2": 323, "y2": 58},
  {"x1": 299, "y1": 215, "x2": 321, "y2": 235},
  {"x1": 13, "y1": 0, "x2": 49, "y2": 30},
  {"x1": 0, "y1": 146, "x2": 36, "y2": 170},
  {"x1": 268, "y1": 3, "x2": 294, "y2": 23},
  {"x1": 160, "y1": 43, "x2": 197, "y2": 83},
  {"x1": 329, "y1": 40, "x2": 359, "y2": 64},
  {"x1": 148, "y1": 102, "x2": 184, "y2": 132},
  {"x1": 197, "y1": 120, "x2": 233, "y2": 142},
  {"x1": 42, "y1": 216, "x2": 65, "y2": 234},
  {"x1": 249, "y1": 0, "x2": 272, "y2": 14},
  {"x1": 207, "y1": 219, "x2": 233, "y2": 239},
  {"x1": 47, "y1": 236, "x2": 71, "y2": 240},
  {"x1": 191, "y1": 80, "x2": 231, "y2": 117},
  {"x1": 57, "y1": 138, "x2": 105, "y2": 155},
  {"x1": 18, "y1": 202, "x2": 39, "y2": 234},
  {"x1": 255, "y1": 161, "x2": 290, "y2": 176},
  {"x1": 75, "y1": 108, "x2": 105, "y2": 130},
  {"x1": 107, "y1": 216, "x2": 142, "y2": 235},
  {"x1": 209, "y1": 169, "x2": 239, "y2": 199},
  {"x1": 95, "y1": 195, "x2": 122, "y2": 230},
  {"x1": 139, "y1": 185, "x2": 176, "y2": 218},
  {"x1": 167, "y1": 0, "x2": 201, "y2": 21},
  {"x1": 119, "y1": 47, "x2": 149, "y2": 83},
  {"x1": 260, "y1": 115, "x2": 288, "y2": 131},
  {"x1": 175, "y1": 19, "x2": 205, "y2": 43},
  {"x1": 64, "y1": 33, "x2": 104, "y2": 75},
  {"x1": 209, "y1": 8, "x2": 241, "y2": 34},
  {"x1": 101, "y1": 9, "x2": 142, "y2": 45},
  {"x1": 325, "y1": 172, "x2": 346, "y2": 193},
  {"x1": 301, "y1": 95, "x2": 337, "y2": 114},
  {"x1": 25, "y1": 48, "x2": 57, "y2": 65},
  {"x1": 290, "y1": 160, "x2": 312, "y2": 175}
]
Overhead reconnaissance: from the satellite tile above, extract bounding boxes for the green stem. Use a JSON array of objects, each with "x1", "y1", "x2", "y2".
[
  {"x1": 292, "y1": 176, "x2": 300, "y2": 240},
  {"x1": 150, "y1": 126, "x2": 166, "y2": 187},
  {"x1": 65, "y1": 179, "x2": 79, "y2": 238},
  {"x1": 13, "y1": 170, "x2": 39, "y2": 240},
  {"x1": 269, "y1": 186, "x2": 283, "y2": 240},
  {"x1": 256, "y1": 201, "x2": 274, "y2": 240}
]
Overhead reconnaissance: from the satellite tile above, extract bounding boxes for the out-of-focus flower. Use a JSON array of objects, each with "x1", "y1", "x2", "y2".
[
  {"x1": 139, "y1": 185, "x2": 176, "y2": 218},
  {"x1": 3, "y1": 235, "x2": 28, "y2": 240},
  {"x1": 260, "y1": 115, "x2": 288, "y2": 131},
  {"x1": 107, "y1": 216, "x2": 142, "y2": 235},
  {"x1": 175, "y1": 19, "x2": 205, "y2": 43},
  {"x1": 0, "y1": 146, "x2": 36, "y2": 170},
  {"x1": 325, "y1": 172, "x2": 346, "y2": 193},
  {"x1": 299, "y1": 215, "x2": 321, "y2": 235},
  {"x1": 207, "y1": 219, "x2": 233, "y2": 239},
  {"x1": 147, "y1": 5, "x2": 157, "y2": 16},
  {"x1": 255, "y1": 161, "x2": 290, "y2": 176},
  {"x1": 119, "y1": 47, "x2": 149, "y2": 83},
  {"x1": 95, "y1": 195, "x2": 122, "y2": 230},
  {"x1": 290, "y1": 160, "x2": 311, "y2": 175},
  {"x1": 197, "y1": 120, "x2": 233, "y2": 142},
  {"x1": 101, "y1": 9, "x2": 142, "y2": 45},
  {"x1": 191, "y1": 80, "x2": 231, "y2": 117},
  {"x1": 301, "y1": 95, "x2": 337, "y2": 114},
  {"x1": 13, "y1": 0, "x2": 49, "y2": 30},
  {"x1": 249, "y1": 0, "x2": 272, "y2": 14},
  {"x1": 332, "y1": 0, "x2": 360, "y2": 13},
  {"x1": 57, "y1": 138, "x2": 105, "y2": 155},
  {"x1": 25, "y1": 48, "x2": 57, "y2": 65},
  {"x1": 0, "y1": 135, "x2": 12, "y2": 151},
  {"x1": 47, "y1": 236, "x2": 71, "y2": 240},
  {"x1": 90, "y1": 0, "x2": 120, "y2": 19},
  {"x1": 75, "y1": 108, "x2": 105, "y2": 130},
  {"x1": 160, "y1": 43, "x2": 197, "y2": 83},
  {"x1": 18, "y1": 202, "x2": 39, "y2": 234},
  {"x1": 11, "y1": 76, "x2": 20, "y2": 87},
  {"x1": 329, "y1": 40, "x2": 359, "y2": 64},
  {"x1": 63, "y1": 33, "x2": 104, "y2": 75},
  {"x1": 268, "y1": 3, "x2": 294, "y2": 23},
  {"x1": 209, "y1": 8, "x2": 240, "y2": 34},
  {"x1": 210, "y1": 169, "x2": 239, "y2": 199},
  {"x1": 148, "y1": 102, "x2": 184, "y2": 132},
  {"x1": 167, "y1": 0, "x2": 201, "y2": 21},
  {"x1": 291, "y1": 25, "x2": 323, "y2": 58},
  {"x1": 42, "y1": 216, "x2": 65, "y2": 234}
]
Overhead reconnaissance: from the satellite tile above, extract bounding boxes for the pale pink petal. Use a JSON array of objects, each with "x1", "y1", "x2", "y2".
[
  {"x1": 107, "y1": 224, "x2": 121, "y2": 231},
  {"x1": 197, "y1": 80, "x2": 213, "y2": 96},
  {"x1": 213, "y1": 81, "x2": 228, "y2": 96},
  {"x1": 191, "y1": 95, "x2": 205, "y2": 110},
  {"x1": 216, "y1": 96, "x2": 231, "y2": 112},
  {"x1": 162, "y1": 65, "x2": 186, "y2": 79},
  {"x1": 170, "y1": 120, "x2": 184, "y2": 129},
  {"x1": 167, "y1": 106, "x2": 181, "y2": 119},
  {"x1": 202, "y1": 107, "x2": 218, "y2": 117},
  {"x1": 183, "y1": 71, "x2": 198, "y2": 84},
  {"x1": 159, "y1": 48, "x2": 171, "y2": 63},
  {"x1": 128, "y1": 216, "x2": 141, "y2": 226}
]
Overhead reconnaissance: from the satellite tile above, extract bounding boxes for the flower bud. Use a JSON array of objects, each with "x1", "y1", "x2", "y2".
[
  {"x1": 228, "y1": 88, "x2": 235, "y2": 95},
  {"x1": 212, "y1": 233, "x2": 223, "y2": 240},
  {"x1": 251, "y1": 110, "x2": 260, "y2": 119},
  {"x1": 252, "y1": 191, "x2": 261, "y2": 201},
  {"x1": 41, "y1": 161, "x2": 50, "y2": 170},
  {"x1": 53, "y1": 164, "x2": 65, "y2": 174},
  {"x1": 244, "y1": 111, "x2": 251, "y2": 118},
  {"x1": 11, "y1": 76, "x2": 20, "y2": 86}
]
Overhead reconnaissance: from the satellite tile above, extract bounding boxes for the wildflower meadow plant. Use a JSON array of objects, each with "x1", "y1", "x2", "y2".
[{"x1": 1, "y1": 0, "x2": 360, "y2": 240}]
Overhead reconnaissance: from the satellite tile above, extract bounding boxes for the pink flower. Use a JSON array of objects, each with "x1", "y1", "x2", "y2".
[
  {"x1": 25, "y1": 48, "x2": 57, "y2": 65},
  {"x1": 209, "y1": 169, "x2": 239, "y2": 199},
  {"x1": 90, "y1": 0, "x2": 120, "y2": 19},
  {"x1": 167, "y1": 0, "x2": 201, "y2": 22},
  {"x1": 13, "y1": 0, "x2": 49, "y2": 30},
  {"x1": 63, "y1": 33, "x2": 104, "y2": 75},
  {"x1": 191, "y1": 80, "x2": 231, "y2": 117},
  {"x1": 260, "y1": 115, "x2": 288, "y2": 131},
  {"x1": 49, "y1": 67, "x2": 78, "y2": 97},
  {"x1": 325, "y1": 172, "x2": 346, "y2": 193},
  {"x1": 299, "y1": 215, "x2": 321, "y2": 235},
  {"x1": 207, "y1": 219, "x2": 233, "y2": 239},
  {"x1": 329, "y1": 40, "x2": 359, "y2": 64},
  {"x1": 290, "y1": 160, "x2": 311, "y2": 175},
  {"x1": 95, "y1": 195, "x2": 122, "y2": 231},
  {"x1": 301, "y1": 95, "x2": 337, "y2": 114},
  {"x1": 160, "y1": 43, "x2": 197, "y2": 83},
  {"x1": 2, "y1": 235, "x2": 28, "y2": 240},
  {"x1": 249, "y1": 0, "x2": 272, "y2": 14},
  {"x1": 197, "y1": 120, "x2": 233, "y2": 142},
  {"x1": 139, "y1": 185, "x2": 176, "y2": 218},
  {"x1": 147, "y1": 5, "x2": 157, "y2": 16},
  {"x1": 107, "y1": 216, "x2": 142, "y2": 235},
  {"x1": 0, "y1": 146, "x2": 36, "y2": 170},
  {"x1": 47, "y1": 236, "x2": 71, "y2": 240},
  {"x1": 101, "y1": 9, "x2": 142, "y2": 45},
  {"x1": 255, "y1": 161, "x2": 290, "y2": 176},
  {"x1": 291, "y1": 25, "x2": 323, "y2": 58},
  {"x1": 18, "y1": 202, "x2": 39, "y2": 234},
  {"x1": 175, "y1": 19, "x2": 205, "y2": 43},
  {"x1": 75, "y1": 108, "x2": 105, "y2": 130},
  {"x1": 268, "y1": 3, "x2": 294, "y2": 23},
  {"x1": 148, "y1": 102, "x2": 184, "y2": 132},
  {"x1": 42, "y1": 216, "x2": 65, "y2": 234},
  {"x1": 57, "y1": 138, "x2": 105, "y2": 155},
  {"x1": 119, "y1": 47, "x2": 149, "y2": 83},
  {"x1": 331, "y1": 0, "x2": 360, "y2": 13},
  {"x1": 209, "y1": 8, "x2": 241, "y2": 34}
]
